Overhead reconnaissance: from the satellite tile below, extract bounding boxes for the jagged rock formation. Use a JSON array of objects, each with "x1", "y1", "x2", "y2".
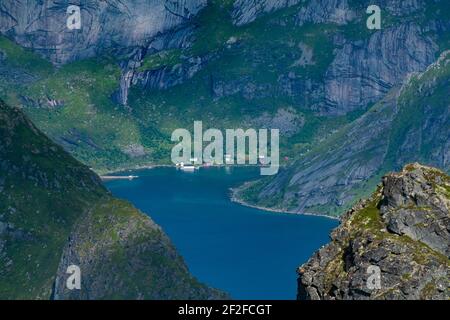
[
  {"x1": 0, "y1": 99, "x2": 226, "y2": 300},
  {"x1": 298, "y1": 164, "x2": 450, "y2": 300},
  {"x1": 113, "y1": 23, "x2": 200, "y2": 106}
]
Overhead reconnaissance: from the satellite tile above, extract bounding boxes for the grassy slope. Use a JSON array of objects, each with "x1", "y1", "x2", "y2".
[
  {"x1": 0, "y1": 39, "x2": 152, "y2": 173},
  {"x1": 129, "y1": 1, "x2": 360, "y2": 163},
  {"x1": 0, "y1": 100, "x2": 224, "y2": 299},
  {"x1": 0, "y1": 98, "x2": 105, "y2": 298}
]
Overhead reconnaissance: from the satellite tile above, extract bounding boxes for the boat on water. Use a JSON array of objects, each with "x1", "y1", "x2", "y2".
[
  {"x1": 101, "y1": 175, "x2": 139, "y2": 181},
  {"x1": 180, "y1": 165, "x2": 196, "y2": 172},
  {"x1": 176, "y1": 162, "x2": 198, "y2": 172}
]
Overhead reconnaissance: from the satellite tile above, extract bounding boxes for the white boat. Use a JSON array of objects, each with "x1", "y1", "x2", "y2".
[{"x1": 180, "y1": 165, "x2": 196, "y2": 172}]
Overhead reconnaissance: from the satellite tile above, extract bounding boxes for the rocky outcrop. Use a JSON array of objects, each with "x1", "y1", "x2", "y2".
[
  {"x1": 228, "y1": 0, "x2": 438, "y2": 115},
  {"x1": 136, "y1": 56, "x2": 208, "y2": 90},
  {"x1": 384, "y1": 0, "x2": 425, "y2": 16},
  {"x1": 246, "y1": 107, "x2": 305, "y2": 136},
  {"x1": 122, "y1": 143, "x2": 146, "y2": 158},
  {"x1": 0, "y1": 0, "x2": 206, "y2": 65},
  {"x1": 212, "y1": 75, "x2": 273, "y2": 100},
  {"x1": 380, "y1": 165, "x2": 450, "y2": 257},
  {"x1": 1, "y1": 0, "x2": 209, "y2": 105},
  {"x1": 298, "y1": 164, "x2": 450, "y2": 300}
]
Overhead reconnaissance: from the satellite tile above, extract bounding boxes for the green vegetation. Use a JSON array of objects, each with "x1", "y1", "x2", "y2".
[
  {"x1": 0, "y1": 37, "x2": 156, "y2": 173},
  {"x1": 238, "y1": 48, "x2": 450, "y2": 216},
  {"x1": 0, "y1": 100, "x2": 104, "y2": 298},
  {"x1": 0, "y1": 99, "x2": 224, "y2": 299},
  {"x1": 138, "y1": 49, "x2": 183, "y2": 72},
  {"x1": 0, "y1": 36, "x2": 53, "y2": 76}
]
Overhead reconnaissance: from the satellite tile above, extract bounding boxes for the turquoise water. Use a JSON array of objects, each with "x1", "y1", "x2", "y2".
[{"x1": 105, "y1": 167, "x2": 338, "y2": 300}]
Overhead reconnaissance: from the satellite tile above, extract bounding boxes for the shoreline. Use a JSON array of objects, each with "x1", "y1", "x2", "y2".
[
  {"x1": 96, "y1": 163, "x2": 172, "y2": 176},
  {"x1": 99, "y1": 163, "x2": 340, "y2": 221},
  {"x1": 98, "y1": 163, "x2": 267, "y2": 176},
  {"x1": 229, "y1": 186, "x2": 340, "y2": 221}
]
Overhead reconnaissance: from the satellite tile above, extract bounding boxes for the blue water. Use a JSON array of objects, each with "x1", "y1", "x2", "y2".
[{"x1": 105, "y1": 167, "x2": 337, "y2": 300}]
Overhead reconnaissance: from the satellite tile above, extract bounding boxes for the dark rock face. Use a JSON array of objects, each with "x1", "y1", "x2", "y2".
[
  {"x1": 111, "y1": 23, "x2": 200, "y2": 106},
  {"x1": 298, "y1": 164, "x2": 450, "y2": 300},
  {"x1": 230, "y1": 0, "x2": 439, "y2": 115},
  {"x1": 0, "y1": 1, "x2": 208, "y2": 106}
]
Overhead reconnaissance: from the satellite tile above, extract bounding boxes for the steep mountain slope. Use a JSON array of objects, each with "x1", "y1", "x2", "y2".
[
  {"x1": 298, "y1": 164, "x2": 450, "y2": 300},
  {"x1": 0, "y1": 99, "x2": 226, "y2": 299},
  {"x1": 0, "y1": 0, "x2": 448, "y2": 173},
  {"x1": 238, "y1": 50, "x2": 450, "y2": 216}
]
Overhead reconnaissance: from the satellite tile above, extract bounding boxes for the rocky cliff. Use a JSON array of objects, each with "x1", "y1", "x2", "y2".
[
  {"x1": 0, "y1": 0, "x2": 206, "y2": 65},
  {"x1": 0, "y1": 99, "x2": 226, "y2": 299},
  {"x1": 298, "y1": 163, "x2": 450, "y2": 300}
]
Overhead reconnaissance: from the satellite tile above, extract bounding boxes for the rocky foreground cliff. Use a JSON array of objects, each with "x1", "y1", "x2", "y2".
[
  {"x1": 298, "y1": 164, "x2": 450, "y2": 300},
  {"x1": 0, "y1": 99, "x2": 226, "y2": 299}
]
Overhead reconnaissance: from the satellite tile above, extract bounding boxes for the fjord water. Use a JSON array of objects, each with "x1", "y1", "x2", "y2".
[{"x1": 105, "y1": 167, "x2": 337, "y2": 299}]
